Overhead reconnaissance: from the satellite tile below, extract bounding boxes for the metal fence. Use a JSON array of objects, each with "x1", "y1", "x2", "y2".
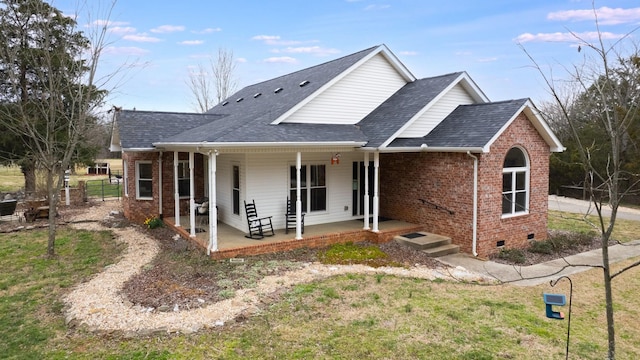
[{"x1": 85, "y1": 179, "x2": 122, "y2": 201}]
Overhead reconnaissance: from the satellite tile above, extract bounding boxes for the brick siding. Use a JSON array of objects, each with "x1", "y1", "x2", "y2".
[
  {"x1": 122, "y1": 151, "x2": 206, "y2": 224},
  {"x1": 381, "y1": 112, "x2": 550, "y2": 258}
]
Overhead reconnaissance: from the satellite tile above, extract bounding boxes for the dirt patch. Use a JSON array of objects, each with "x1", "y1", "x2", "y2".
[
  {"x1": 490, "y1": 230, "x2": 616, "y2": 266},
  {"x1": 120, "y1": 227, "x2": 444, "y2": 311}
]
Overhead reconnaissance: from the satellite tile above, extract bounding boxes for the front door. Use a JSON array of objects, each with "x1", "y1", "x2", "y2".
[{"x1": 352, "y1": 161, "x2": 374, "y2": 216}]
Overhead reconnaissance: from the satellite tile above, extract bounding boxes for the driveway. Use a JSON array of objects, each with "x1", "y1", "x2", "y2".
[{"x1": 548, "y1": 195, "x2": 640, "y2": 222}]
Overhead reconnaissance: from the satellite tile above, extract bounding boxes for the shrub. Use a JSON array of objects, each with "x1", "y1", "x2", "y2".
[
  {"x1": 496, "y1": 248, "x2": 526, "y2": 264},
  {"x1": 144, "y1": 216, "x2": 163, "y2": 229},
  {"x1": 529, "y1": 240, "x2": 555, "y2": 255}
]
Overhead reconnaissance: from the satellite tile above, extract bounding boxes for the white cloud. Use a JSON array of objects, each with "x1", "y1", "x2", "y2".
[
  {"x1": 547, "y1": 6, "x2": 640, "y2": 25},
  {"x1": 88, "y1": 19, "x2": 129, "y2": 27},
  {"x1": 109, "y1": 26, "x2": 136, "y2": 35},
  {"x1": 278, "y1": 46, "x2": 340, "y2": 56},
  {"x1": 515, "y1": 31, "x2": 625, "y2": 43},
  {"x1": 179, "y1": 40, "x2": 204, "y2": 45},
  {"x1": 123, "y1": 33, "x2": 162, "y2": 43},
  {"x1": 477, "y1": 57, "x2": 498, "y2": 63},
  {"x1": 193, "y1": 27, "x2": 222, "y2": 34},
  {"x1": 364, "y1": 4, "x2": 391, "y2": 11},
  {"x1": 399, "y1": 51, "x2": 418, "y2": 56},
  {"x1": 263, "y1": 56, "x2": 298, "y2": 64},
  {"x1": 150, "y1": 25, "x2": 185, "y2": 33},
  {"x1": 252, "y1": 35, "x2": 303, "y2": 46},
  {"x1": 102, "y1": 46, "x2": 149, "y2": 56},
  {"x1": 236, "y1": 57, "x2": 248, "y2": 63}
]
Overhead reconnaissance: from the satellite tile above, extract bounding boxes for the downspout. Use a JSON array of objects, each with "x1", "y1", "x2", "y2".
[
  {"x1": 158, "y1": 152, "x2": 163, "y2": 218},
  {"x1": 467, "y1": 151, "x2": 478, "y2": 257}
]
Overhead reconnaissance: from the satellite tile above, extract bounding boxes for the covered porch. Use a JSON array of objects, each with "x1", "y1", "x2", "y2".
[{"x1": 166, "y1": 216, "x2": 424, "y2": 260}]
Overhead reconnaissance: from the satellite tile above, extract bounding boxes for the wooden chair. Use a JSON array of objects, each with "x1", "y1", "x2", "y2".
[
  {"x1": 244, "y1": 200, "x2": 274, "y2": 239},
  {"x1": 285, "y1": 197, "x2": 304, "y2": 234}
]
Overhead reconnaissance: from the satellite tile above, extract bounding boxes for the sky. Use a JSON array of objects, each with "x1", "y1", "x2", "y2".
[{"x1": 54, "y1": 0, "x2": 640, "y2": 114}]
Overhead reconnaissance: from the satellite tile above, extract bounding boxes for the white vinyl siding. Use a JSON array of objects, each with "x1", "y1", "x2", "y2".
[
  {"x1": 282, "y1": 54, "x2": 408, "y2": 125},
  {"x1": 399, "y1": 83, "x2": 476, "y2": 138},
  {"x1": 216, "y1": 152, "x2": 361, "y2": 232}
]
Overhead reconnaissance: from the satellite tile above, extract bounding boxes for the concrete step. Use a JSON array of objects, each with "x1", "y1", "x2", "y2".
[
  {"x1": 394, "y1": 232, "x2": 451, "y2": 250},
  {"x1": 422, "y1": 244, "x2": 460, "y2": 257}
]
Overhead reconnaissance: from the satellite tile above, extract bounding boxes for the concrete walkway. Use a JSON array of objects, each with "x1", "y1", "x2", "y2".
[{"x1": 438, "y1": 195, "x2": 640, "y2": 286}]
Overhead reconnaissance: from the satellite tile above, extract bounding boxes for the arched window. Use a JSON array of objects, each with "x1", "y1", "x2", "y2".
[{"x1": 502, "y1": 147, "x2": 529, "y2": 216}]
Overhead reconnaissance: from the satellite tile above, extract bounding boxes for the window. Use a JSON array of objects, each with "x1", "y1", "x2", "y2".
[
  {"x1": 232, "y1": 165, "x2": 240, "y2": 215},
  {"x1": 136, "y1": 161, "x2": 153, "y2": 199},
  {"x1": 290, "y1": 164, "x2": 326, "y2": 212},
  {"x1": 177, "y1": 160, "x2": 190, "y2": 198},
  {"x1": 502, "y1": 147, "x2": 529, "y2": 216},
  {"x1": 123, "y1": 160, "x2": 128, "y2": 197}
]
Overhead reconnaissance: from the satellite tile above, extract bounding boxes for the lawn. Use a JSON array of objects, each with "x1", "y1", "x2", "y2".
[
  {"x1": 1, "y1": 213, "x2": 639, "y2": 359},
  {"x1": 0, "y1": 159, "x2": 122, "y2": 193}
]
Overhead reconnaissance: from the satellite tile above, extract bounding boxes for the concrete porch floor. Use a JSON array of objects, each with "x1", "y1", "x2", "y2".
[{"x1": 165, "y1": 216, "x2": 424, "y2": 259}]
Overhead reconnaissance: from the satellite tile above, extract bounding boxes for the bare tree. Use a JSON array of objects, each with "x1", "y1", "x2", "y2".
[
  {"x1": 0, "y1": 0, "x2": 117, "y2": 257},
  {"x1": 187, "y1": 47, "x2": 238, "y2": 112},
  {"x1": 521, "y1": 12, "x2": 640, "y2": 359}
]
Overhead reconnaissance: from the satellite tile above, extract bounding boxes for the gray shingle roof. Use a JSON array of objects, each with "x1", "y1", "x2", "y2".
[
  {"x1": 388, "y1": 99, "x2": 529, "y2": 149},
  {"x1": 158, "y1": 46, "x2": 379, "y2": 144},
  {"x1": 116, "y1": 110, "x2": 225, "y2": 149},
  {"x1": 357, "y1": 72, "x2": 463, "y2": 148}
]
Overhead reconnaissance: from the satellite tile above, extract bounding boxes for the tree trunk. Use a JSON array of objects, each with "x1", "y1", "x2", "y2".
[
  {"x1": 602, "y1": 237, "x2": 616, "y2": 359},
  {"x1": 46, "y1": 168, "x2": 58, "y2": 258},
  {"x1": 21, "y1": 162, "x2": 36, "y2": 196}
]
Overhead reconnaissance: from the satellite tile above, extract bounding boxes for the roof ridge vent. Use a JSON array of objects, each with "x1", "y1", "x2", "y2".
[
  {"x1": 253, "y1": 92, "x2": 262, "y2": 98},
  {"x1": 299, "y1": 80, "x2": 310, "y2": 87},
  {"x1": 236, "y1": 97, "x2": 244, "y2": 102},
  {"x1": 274, "y1": 87, "x2": 283, "y2": 93}
]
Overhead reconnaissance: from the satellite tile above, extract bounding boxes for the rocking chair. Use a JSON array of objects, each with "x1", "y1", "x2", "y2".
[
  {"x1": 244, "y1": 200, "x2": 274, "y2": 239},
  {"x1": 285, "y1": 197, "x2": 304, "y2": 234}
]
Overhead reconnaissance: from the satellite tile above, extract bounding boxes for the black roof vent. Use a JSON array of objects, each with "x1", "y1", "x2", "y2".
[
  {"x1": 274, "y1": 87, "x2": 283, "y2": 93},
  {"x1": 299, "y1": 80, "x2": 310, "y2": 87},
  {"x1": 253, "y1": 92, "x2": 262, "y2": 98},
  {"x1": 236, "y1": 97, "x2": 244, "y2": 103},
  {"x1": 221, "y1": 101, "x2": 229, "y2": 106}
]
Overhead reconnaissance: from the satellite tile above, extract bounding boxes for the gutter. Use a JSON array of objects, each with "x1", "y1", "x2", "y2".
[
  {"x1": 467, "y1": 151, "x2": 479, "y2": 257},
  {"x1": 152, "y1": 141, "x2": 368, "y2": 148},
  {"x1": 360, "y1": 146, "x2": 486, "y2": 153}
]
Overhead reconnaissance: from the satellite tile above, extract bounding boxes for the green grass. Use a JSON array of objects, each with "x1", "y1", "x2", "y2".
[
  {"x1": 85, "y1": 180, "x2": 123, "y2": 198},
  {"x1": 2, "y1": 211, "x2": 640, "y2": 358},
  {"x1": 0, "y1": 159, "x2": 123, "y2": 193},
  {"x1": 548, "y1": 209, "x2": 640, "y2": 242},
  {"x1": 0, "y1": 229, "x2": 124, "y2": 359}
]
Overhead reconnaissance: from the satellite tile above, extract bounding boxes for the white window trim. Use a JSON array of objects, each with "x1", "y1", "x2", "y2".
[
  {"x1": 135, "y1": 160, "x2": 153, "y2": 200},
  {"x1": 501, "y1": 147, "x2": 530, "y2": 219},
  {"x1": 289, "y1": 162, "x2": 328, "y2": 214},
  {"x1": 123, "y1": 160, "x2": 129, "y2": 197},
  {"x1": 232, "y1": 163, "x2": 241, "y2": 216}
]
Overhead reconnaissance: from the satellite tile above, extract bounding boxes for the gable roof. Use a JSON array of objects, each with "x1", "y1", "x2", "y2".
[
  {"x1": 154, "y1": 46, "x2": 384, "y2": 146},
  {"x1": 357, "y1": 72, "x2": 466, "y2": 148},
  {"x1": 110, "y1": 44, "x2": 563, "y2": 154},
  {"x1": 388, "y1": 99, "x2": 564, "y2": 152}
]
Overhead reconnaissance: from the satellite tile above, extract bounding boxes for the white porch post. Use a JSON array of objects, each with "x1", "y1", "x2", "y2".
[
  {"x1": 295, "y1": 152, "x2": 303, "y2": 240},
  {"x1": 373, "y1": 151, "x2": 380, "y2": 232},
  {"x1": 158, "y1": 152, "x2": 163, "y2": 217},
  {"x1": 363, "y1": 152, "x2": 370, "y2": 230},
  {"x1": 189, "y1": 151, "x2": 196, "y2": 237},
  {"x1": 207, "y1": 150, "x2": 218, "y2": 254},
  {"x1": 173, "y1": 151, "x2": 180, "y2": 227}
]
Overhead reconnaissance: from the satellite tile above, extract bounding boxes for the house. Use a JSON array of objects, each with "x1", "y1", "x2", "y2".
[{"x1": 109, "y1": 44, "x2": 564, "y2": 258}]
